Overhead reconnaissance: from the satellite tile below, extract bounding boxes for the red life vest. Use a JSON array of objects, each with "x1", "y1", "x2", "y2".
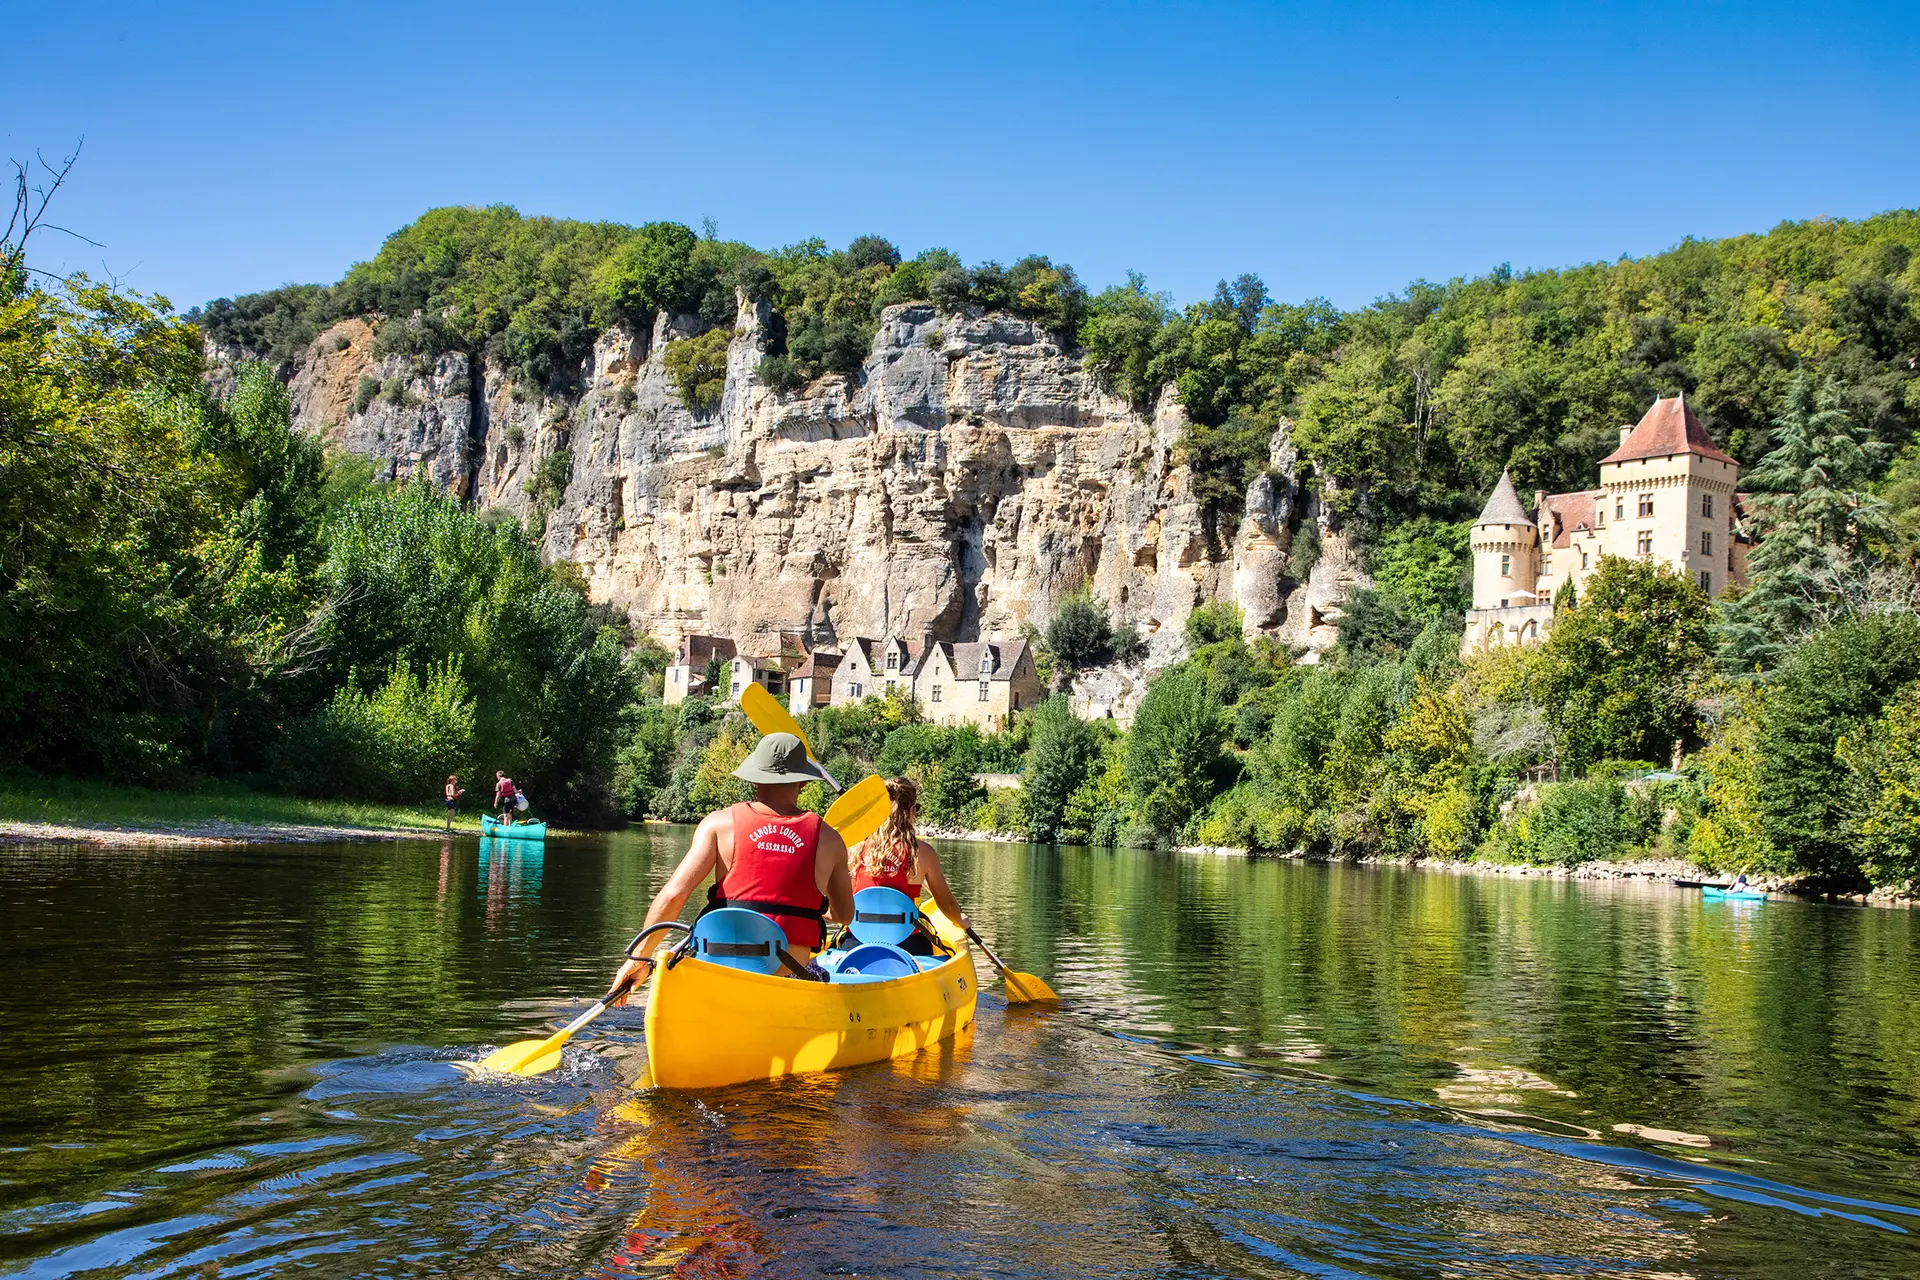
[
  {"x1": 716, "y1": 803, "x2": 827, "y2": 950},
  {"x1": 851, "y1": 838, "x2": 925, "y2": 901}
]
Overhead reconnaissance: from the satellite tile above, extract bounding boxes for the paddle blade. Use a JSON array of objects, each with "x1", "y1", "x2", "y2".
[
  {"x1": 739, "y1": 682, "x2": 811, "y2": 756},
  {"x1": 825, "y1": 773, "x2": 891, "y2": 845},
  {"x1": 1000, "y1": 969, "x2": 1060, "y2": 1005},
  {"x1": 476, "y1": 1029, "x2": 570, "y2": 1077}
]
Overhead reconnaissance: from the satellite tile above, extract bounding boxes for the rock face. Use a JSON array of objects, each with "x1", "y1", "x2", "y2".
[{"x1": 231, "y1": 296, "x2": 1356, "y2": 657}]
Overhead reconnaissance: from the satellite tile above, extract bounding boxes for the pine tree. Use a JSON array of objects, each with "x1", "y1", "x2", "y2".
[{"x1": 1715, "y1": 375, "x2": 1890, "y2": 673}]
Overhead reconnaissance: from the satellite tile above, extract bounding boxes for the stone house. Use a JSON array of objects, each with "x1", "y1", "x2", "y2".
[
  {"x1": 662, "y1": 635, "x2": 736, "y2": 706},
  {"x1": 914, "y1": 639, "x2": 1041, "y2": 730},
  {"x1": 1463, "y1": 395, "x2": 1751, "y2": 653},
  {"x1": 724, "y1": 632, "x2": 811, "y2": 702},
  {"x1": 829, "y1": 638, "x2": 883, "y2": 706},
  {"x1": 788, "y1": 651, "x2": 841, "y2": 710}
]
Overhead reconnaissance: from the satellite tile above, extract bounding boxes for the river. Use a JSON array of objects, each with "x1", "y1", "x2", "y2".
[{"x1": 1, "y1": 830, "x2": 1917, "y2": 1278}]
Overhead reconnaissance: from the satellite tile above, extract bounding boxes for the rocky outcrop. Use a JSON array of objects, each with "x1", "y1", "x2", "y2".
[{"x1": 230, "y1": 295, "x2": 1356, "y2": 659}]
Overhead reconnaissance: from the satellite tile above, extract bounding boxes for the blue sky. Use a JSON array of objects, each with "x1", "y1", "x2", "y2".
[{"x1": 7, "y1": 1, "x2": 1916, "y2": 314}]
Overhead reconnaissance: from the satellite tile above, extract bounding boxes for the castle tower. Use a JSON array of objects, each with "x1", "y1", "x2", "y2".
[
  {"x1": 1470, "y1": 469, "x2": 1540, "y2": 609},
  {"x1": 1596, "y1": 394, "x2": 1742, "y2": 595}
]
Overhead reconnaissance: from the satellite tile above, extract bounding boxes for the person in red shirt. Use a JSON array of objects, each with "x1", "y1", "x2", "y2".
[
  {"x1": 610, "y1": 732, "x2": 854, "y2": 993},
  {"x1": 849, "y1": 776, "x2": 970, "y2": 933},
  {"x1": 492, "y1": 771, "x2": 517, "y2": 825}
]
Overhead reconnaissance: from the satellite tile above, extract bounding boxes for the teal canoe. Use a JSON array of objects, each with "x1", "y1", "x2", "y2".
[
  {"x1": 481, "y1": 815, "x2": 547, "y2": 840},
  {"x1": 1701, "y1": 885, "x2": 1765, "y2": 901}
]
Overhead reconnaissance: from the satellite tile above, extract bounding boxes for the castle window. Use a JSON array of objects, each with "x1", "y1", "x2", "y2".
[
  {"x1": 1699, "y1": 570, "x2": 1712, "y2": 592},
  {"x1": 1702, "y1": 493, "x2": 1714, "y2": 518},
  {"x1": 1638, "y1": 494, "x2": 1654, "y2": 517},
  {"x1": 1637, "y1": 531, "x2": 1653, "y2": 556},
  {"x1": 1501, "y1": 554, "x2": 1511, "y2": 577},
  {"x1": 849, "y1": 682, "x2": 862, "y2": 698},
  {"x1": 979, "y1": 680, "x2": 990, "y2": 701},
  {"x1": 1616, "y1": 497, "x2": 1625, "y2": 520},
  {"x1": 886, "y1": 651, "x2": 897, "y2": 671},
  {"x1": 1542, "y1": 553, "x2": 1552, "y2": 576},
  {"x1": 1700, "y1": 530, "x2": 1713, "y2": 555},
  {"x1": 1580, "y1": 549, "x2": 1589, "y2": 569},
  {"x1": 1011, "y1": 692, "x2": 1022, "y2": 712},
  {"x1": 1597, "y1": 506, "x2": 1605, "y2": 526},
  {"x1": 931, "y1": 685, "x2": 943, "y2": 703}
]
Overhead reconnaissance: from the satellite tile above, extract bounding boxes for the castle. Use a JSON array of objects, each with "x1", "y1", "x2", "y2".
[{"x1": 1462, "y1": 395, "x2": 1751, "y2": 652}]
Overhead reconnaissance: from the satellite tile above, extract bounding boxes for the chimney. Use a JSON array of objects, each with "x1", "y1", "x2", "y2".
[
  {"x1": 1618, "y1": 424, "x2": 1633, "y2": 447},
  {"x1": 1533, "y1": 490, "x2": 1547, "y2": 519}
]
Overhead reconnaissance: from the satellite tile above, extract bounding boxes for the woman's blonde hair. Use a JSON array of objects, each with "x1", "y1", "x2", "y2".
[{"x1": 855, "y1": 776, "x2": 920, "y2": 875}]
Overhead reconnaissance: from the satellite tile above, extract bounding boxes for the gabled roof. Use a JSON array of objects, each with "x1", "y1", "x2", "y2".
[
  {"x1": 793, "y1": 651, "x2": 841, "y2": 678},
  {"x1": 1540, "y1": 489, "x2": 1604, "y2": 548},
  {"x1": 1474, "y1": 469, "x2": 1533, "y2": 526},
  {"x1": 948, "y1": 638, "x2": 1030, "y2": 680},
  {"x1": 1600, "y1": 394, "x2": 1737, "y2": 466}
]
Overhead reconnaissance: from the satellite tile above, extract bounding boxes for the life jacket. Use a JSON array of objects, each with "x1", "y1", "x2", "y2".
[
  {"x1": 851, "y1": 838, "x2": 925, "y2": 902},
  {"x1": 712, "y1": 802, "x2": 827, "y2": 950}
]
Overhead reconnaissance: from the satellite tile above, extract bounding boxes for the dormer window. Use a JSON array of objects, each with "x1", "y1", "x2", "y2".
[
  {"x1": 886, "y1": 650, "x2": 897, "y2": 671},
  {"x1": 1702, "y1": 493, "x2": 1714, "y2": 518}
]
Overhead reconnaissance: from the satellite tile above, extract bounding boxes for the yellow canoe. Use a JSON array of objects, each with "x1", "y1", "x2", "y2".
[{"x1": 638, "y1": 912, "x2": 978, "y2": 1090}]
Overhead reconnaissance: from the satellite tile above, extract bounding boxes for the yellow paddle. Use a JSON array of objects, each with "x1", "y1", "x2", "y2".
[
  {"x1": 738, "y1": 680, "x2": 893, "y2": 844},
  {"x1": 470, "y1": 973, "x2": 636, "y2": 1077},
  {"x1": 965, "y1": 927, "x2": 1059, "y2": 1005}
]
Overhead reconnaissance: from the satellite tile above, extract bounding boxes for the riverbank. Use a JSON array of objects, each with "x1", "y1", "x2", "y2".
[
  {"x1": 1178, "y1": 842, "x2": 1918, "y2": 907},
  {"x1": 0, "y1": 772, "x2": 461, "y2": 847}
]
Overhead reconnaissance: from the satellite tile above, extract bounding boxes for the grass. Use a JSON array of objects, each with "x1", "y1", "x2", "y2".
[{"x1": 0, "y1": 771, "x2": 457, "y2": 835}]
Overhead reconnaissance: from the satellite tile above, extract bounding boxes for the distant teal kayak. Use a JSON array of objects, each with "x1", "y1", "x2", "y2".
[
  {"x1": 481, "y1": 815, "x2": 547, "y2": 840},
  {"x1": 1701, "y1": 885, "x2": 1765, "y2": 901}
]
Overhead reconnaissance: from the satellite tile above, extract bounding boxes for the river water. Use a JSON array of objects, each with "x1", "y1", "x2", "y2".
[{"x1": 1, "y1": 831, "x2": 1917, "y2": 1278}]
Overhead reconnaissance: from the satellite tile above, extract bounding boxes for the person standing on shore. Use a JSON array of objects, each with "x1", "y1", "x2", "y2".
[
  {"x1": 444, "y1": 775, "x2": 466, "y2": 832},
  {"x1": 493, "y1": 771, "x2": 518, "y2": 825}
]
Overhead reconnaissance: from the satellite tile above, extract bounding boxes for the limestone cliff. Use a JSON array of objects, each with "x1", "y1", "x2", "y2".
[{"x1": 225, "y1": 296, "x2": 1366, "y2": 658}]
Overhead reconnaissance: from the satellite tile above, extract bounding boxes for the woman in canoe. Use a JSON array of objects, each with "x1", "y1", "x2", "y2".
[
  {"x1": 609, "y1": 732, "x2": 855, "y2": 996},
  {"x1": 849, "y1": 776, "x2": 970, "y2": 948}
]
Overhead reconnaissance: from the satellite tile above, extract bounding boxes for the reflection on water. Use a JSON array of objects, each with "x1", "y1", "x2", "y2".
[{"x1": 1, "y1": 831, "x2": 1917, "y2": 1277}]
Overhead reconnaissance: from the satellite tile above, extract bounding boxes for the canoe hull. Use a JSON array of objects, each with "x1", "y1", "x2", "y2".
[
  {"x1": 642, "y1": 943, "x2": 978, "y2": 1090},
  {"x1": 480, "y1": 815, "x2": 547, "y2": 840},
  {"x1": 1702, "y1": 886, "x2": 1765, "y2": 900}
]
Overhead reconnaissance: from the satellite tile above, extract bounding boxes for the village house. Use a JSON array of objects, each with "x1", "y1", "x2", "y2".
[
  {"x1": 661, "y1": 635, "x2": 736, "y2": 707},
  {"x1": 1463, "y1": 394, "x2": 1751, "y2": 652},
  {"x1": 829, "y1": 638, "x2": 883, "y2": 706},
  {"x1": 787, "y1": 650, "x2": 841, "y2": 710},
  {"x1": 912, "y1": 639, "x2": 1042, "y2": 731}
]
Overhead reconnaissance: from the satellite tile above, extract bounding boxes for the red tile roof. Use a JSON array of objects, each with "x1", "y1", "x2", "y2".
[
  {"x1": 1540, "y1": 490, "x2": 1604, "y2": 548},
  {"x1": 1600, "y1": 395, "x2": 1737, "y2": 466}
]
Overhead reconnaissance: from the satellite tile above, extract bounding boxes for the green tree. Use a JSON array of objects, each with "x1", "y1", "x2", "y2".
[
  {"x1": 1045, "y1": 593, "x2": 1113, "y2": 675},
  {"x1": 1023, "y1": 696, "x2": 1098, "y2": 842},
  {"x1": 1127, "y1": 664, "x2": 1229, "y2": 841},
  {"x1": 1532, "y1": 557, "x2": 1711, "y2": 774},
  {"x1": 1755, "y1": 614, "x2": 1920, "y2": 883},
  {"x1": 1841, "y1": 680, "x2": 1920, "y2": 886},
  {"x1": 1717, "y1": 374, "x2": 1893, "y2": 671}
]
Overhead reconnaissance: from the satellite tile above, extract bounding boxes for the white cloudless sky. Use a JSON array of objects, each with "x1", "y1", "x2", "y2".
[{"x1": 6, "y1": 1, "x2": 1916, "y2": 313}]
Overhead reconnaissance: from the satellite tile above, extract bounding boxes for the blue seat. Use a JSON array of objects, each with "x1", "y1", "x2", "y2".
[
  {"x1": 849, "y1": 886, "x2": 920, "y2": 947},
  {"x1": 831, "y1": 942, "x2": 919, "y2": 982},
  {"x1": 688, "y1": 908, "x2": 792, "y2": 976}
]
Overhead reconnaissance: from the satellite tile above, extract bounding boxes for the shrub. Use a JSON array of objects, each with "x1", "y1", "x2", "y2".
[
  {"x1": 756, "y1": 355, "x2": 806, "y2": 392},
  {"x1": 1185, "y1": 601, "x2": 1243, "y2": 647},
  {"x1": 971, "y1": 785, "x2": 1028, "y2": 834},
  {"x1": 527, "y1": 449, "x2": 572, "y2": 508},
  {"x1": 275, "y1": 657, "x2": 475, "y2": 803},
  {"x1": 1045, "y1": 594, "x2": 1113, "y2": 674},
  {"x1": 663, "y1": 327, "x2": 732, "y2": 412},
  {"x1": 353, "y1": 375, "x2": 380, "y2": 415}
]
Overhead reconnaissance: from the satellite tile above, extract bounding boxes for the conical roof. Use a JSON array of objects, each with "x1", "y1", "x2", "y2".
[
  {"x1": 1474, "y1": 469, "x2": 1532, "y2": 525},
  {"x1": 1600, "y1": 394, "x2": 1736, "y2": 466}
]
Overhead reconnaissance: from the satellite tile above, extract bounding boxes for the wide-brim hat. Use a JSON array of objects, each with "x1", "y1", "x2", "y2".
[{"x1": 731, "y1": 731, "x2": 832, "y2": 786}]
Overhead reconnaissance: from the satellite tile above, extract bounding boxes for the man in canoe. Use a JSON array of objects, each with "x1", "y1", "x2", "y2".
[{"x1": 611, "y1": 732, "x2": 854, "y2": 995}]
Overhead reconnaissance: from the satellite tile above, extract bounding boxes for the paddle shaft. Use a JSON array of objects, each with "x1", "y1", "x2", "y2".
[{"x1": 965, "y1": 926, "x2": 1016, "y2": 978}]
